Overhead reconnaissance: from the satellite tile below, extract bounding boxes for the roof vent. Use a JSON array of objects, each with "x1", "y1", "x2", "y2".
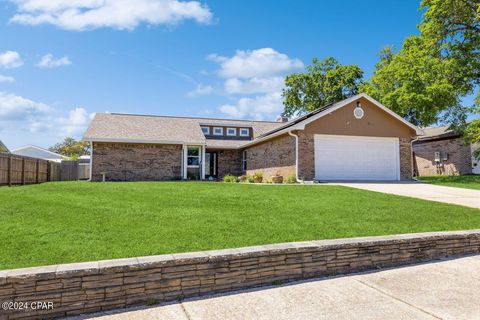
[{"x1": 276, "y1": 116, "x2": 289, "y2": 123}]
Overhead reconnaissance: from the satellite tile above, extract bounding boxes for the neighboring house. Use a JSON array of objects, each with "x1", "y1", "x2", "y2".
[
  {"x1": 84, "y1": 93, "x2": 423, "y2": 182},
  {"x1": 11, "y1": 145, "x2": 65, "y2": 163},
  {"x1": 0, "y1": 140, "x2": 10, "y2": 153},
  {"x1": 413, "y1": 125, "x2": 480, "y2": 176}
]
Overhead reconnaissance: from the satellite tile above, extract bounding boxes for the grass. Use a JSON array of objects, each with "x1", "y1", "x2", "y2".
[
  {"x1": 418, "y1": 175, "x2": 480, "y2": 190},
  {"x1": 1, "y1": 181, "x2": 480, "y2": 270}
]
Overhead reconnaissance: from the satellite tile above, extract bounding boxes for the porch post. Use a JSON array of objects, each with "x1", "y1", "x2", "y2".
[
  {"x1": 201, "y1": 145, "x2": 206, "y2": 180},
  {"x1": 182, "y1": 145, "x2": 188, "y2": 179}
]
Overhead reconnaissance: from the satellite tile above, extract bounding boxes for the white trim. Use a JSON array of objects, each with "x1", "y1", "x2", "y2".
[
  {"x1": 226, "y1": 128, "x2": 237, "y2": 136},
  {"x1": 182, "y1": 145, "x2": 188, "y2": 179},
  {"x1": 201, "y1": 126, "x2": 210, "y2": 135},
  {"x1": 313, "y1": 134, "x2": 402, "y2": 141},
  {"x1": 213, "y1": 127, "x2": 223, "y2": 136},
  {"x1": 201, "y1": 146, "x2": 206, "y2": 180},
  {"x1": 242, "y1": 93, "x2": 424, "y2": 148},
  {"x1": 86, "y1": 137, "x2": 205, "y2": 145},
  {"x1": 239, "y1": 128, "x2": 249, "y2": 137}
]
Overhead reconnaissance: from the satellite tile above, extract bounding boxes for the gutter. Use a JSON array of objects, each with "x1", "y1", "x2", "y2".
[{"x1": 288, "y1": 130, "x2": 303, "y2": 183}]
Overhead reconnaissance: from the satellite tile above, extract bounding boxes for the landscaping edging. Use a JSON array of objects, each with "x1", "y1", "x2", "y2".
[{"x1": 1, "y1": 230, "x2": 480, "y2": 319}]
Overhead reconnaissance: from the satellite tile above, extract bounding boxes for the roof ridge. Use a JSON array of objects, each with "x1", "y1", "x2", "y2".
[{"x1": 107, "y1": 112, "x2": 281, "y2": 123}]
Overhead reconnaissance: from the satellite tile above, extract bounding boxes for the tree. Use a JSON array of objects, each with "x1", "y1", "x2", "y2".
[
  {"x1": 360, "y1": 36, "x2": 463, "y2": 127},
  {"x1": 282, "y1": 57, "x2": 363, "y2": 116},
  {"x1": 49, "y1": 137, "x2": 90, "y2": 159},
  {"x1": 362, "y1": 0, "x2": 479, "y2": 129}
]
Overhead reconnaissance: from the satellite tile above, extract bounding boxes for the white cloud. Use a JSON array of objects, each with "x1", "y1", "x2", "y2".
[
  {"x1": 37, "y1": 54, "x2": 71, "y2": 68},
  {"x1": 57, "y1": 107, "x2": 93, "y2": 136},
  {"x1": 208, "y1": 48, "x2": 303, "y2": 79},
  {"x1": 9, "y1": 0, "x2": 213, "y2": 31},
  {"x1": 187, "y1": 83, "x2": 213, "y2": 97},
  {"x1": 0, "y1": 91, "x2": 51, "y2": 121},
  {"x1": 0, "y1": 51, "x2": 23, "y2": 69},
  {"x1": 206, "y1": 48, "x2": 304, "y2": 119},
  {"x1": 0, "y1": 75, "x2": 15, "y2": 83},
  {"x1": 224, "y1": 77, "x2": 284, "y2": 94},
  {"x1": 0, "y1": 91, "x2": 93, "y2": 138},
  {"x1": 219, "y1": 92, "x2": 283, "y2": 120}
]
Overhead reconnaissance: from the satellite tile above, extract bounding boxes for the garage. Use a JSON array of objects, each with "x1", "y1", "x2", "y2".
[{"x1": 314, "y1": 134, "x2": 400, "y2": 181}]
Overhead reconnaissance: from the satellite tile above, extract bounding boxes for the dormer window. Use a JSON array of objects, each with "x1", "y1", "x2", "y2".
[
  {"x1": 201, "y1": 126, "x2": 210, "y2": 135},
  {"x1": 239, "y1": 128, "x2": 249, "y2": 137},
  {"x1": 226, "y1": 128, "x2": 237, "y2": 136},
  {"x1": 213, "y1": 127, "x2": 223, "y2": 136}
]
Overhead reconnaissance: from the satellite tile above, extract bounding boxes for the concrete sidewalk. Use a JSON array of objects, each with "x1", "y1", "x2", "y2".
[
  {"x1": 328, "y1": 182, "x2": 480, "y2": 209},
  {"x1": 70, "y1": 255, "x2": 480, "y2": 320}
]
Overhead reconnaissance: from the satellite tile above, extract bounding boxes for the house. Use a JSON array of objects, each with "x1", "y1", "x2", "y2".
[
  {"x1": 11, "y1": 145, "x2": 65, "y2": 163},
  {"x1": 83, "y1": 93, "x2": 423, "y2": 182},
  {"x1": 413, "y1": 125, "x2": 480, "y2": 176},
  {"x1": 0, "y1": 140, "x2": 9, "y2": 153}
]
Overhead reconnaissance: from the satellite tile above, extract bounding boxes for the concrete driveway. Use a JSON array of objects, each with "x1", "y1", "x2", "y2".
[
  {"x1": 70, "y1": 255, "x2": 480, "y2": 320},
  {"x1": 328, "y1": 182, "x2": 480, "y2": 209}
]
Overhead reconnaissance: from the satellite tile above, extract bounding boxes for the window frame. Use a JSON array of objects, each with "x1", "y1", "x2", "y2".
[
  {"x1": 226, "y1": 127, "x2": 237, "y2": 136},
  {"x1": 201, "y1": 126, "x2": 210, "y2": 135},
  {"x1": 187, "y1": 146, "x2": 200, "y2": 168},
  {"x1": 213, "y1": 127, "x2": 223, "y2": 136},
  {"x1": 239, "y1": 128, "x2": 249, "y2": 137}
]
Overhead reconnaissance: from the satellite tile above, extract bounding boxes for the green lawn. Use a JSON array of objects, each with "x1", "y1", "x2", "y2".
[
  {"x1": 1, "y1": 181, "x2": 480, "y2": 270},
  {"x1": 419, "y1": 175, "x2": 480, "y2": 190}
]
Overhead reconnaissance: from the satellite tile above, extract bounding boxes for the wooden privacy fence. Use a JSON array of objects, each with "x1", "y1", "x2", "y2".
[{"x1": 0, "y1": 153, "x2": 61, "y2": 186}]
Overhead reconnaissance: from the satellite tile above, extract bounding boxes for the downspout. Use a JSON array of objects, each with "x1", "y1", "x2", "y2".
[{"x1": 288, "y1": 130, "x2": 302, "y2": 183}]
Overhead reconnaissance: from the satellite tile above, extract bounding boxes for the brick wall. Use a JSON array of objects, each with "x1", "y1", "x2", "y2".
[
  {"x1": 399, "y1": 138, "x2": 413, "y2": 180},
  {"x1": 244, "y1": 134, "x2": 295, "y2": 179},
  {"x1": 1, "y1": 230, "x2": 479, "y2": 319},
  {"x1": 215, "y1": 149, "x2": 243, "y2": 179},
  {"x1": 413, "y1": 137, "x2": 472, "y2": 176},
  {"x1": 92, "y1": 142, "x2": 182, "y2": 181}
]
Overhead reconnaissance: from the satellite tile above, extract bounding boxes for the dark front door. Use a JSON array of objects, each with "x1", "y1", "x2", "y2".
[{"x1": 205, "y1": 151, "x2": 218, "y2": 179}]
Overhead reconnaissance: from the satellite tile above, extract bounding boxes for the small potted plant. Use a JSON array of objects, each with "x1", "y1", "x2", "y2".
[
  {"x1": 272, "y1": 174, "x2": 283, "y2": 184},
  {"x1": 253, "y1": 171, "x2": 264, "y2": 183}
]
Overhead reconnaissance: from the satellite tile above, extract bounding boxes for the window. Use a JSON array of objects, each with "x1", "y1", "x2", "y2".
[
  {"x1": 242, "y1": 150, "x2": 247, "y2": 171},
  {"x1": 213, "y1": 127, "x2": 223, "y2": 136},
  {"x1": 201, "y1": 126, "x2": 210, "y2": 135},
  {"x1": 227, "y1": 128, "x2": 237, "y2": 136},
  {"x1": 240, "y1": 128, "x2": 249, "y2": 137},
  {"x1": 187, "y1": 147, "x2": 200, "y2": 167}
]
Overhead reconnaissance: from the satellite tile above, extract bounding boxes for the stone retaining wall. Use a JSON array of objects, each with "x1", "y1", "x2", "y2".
[{"x1": 1, "y1": 230, "x2": 479, "y2": 319}]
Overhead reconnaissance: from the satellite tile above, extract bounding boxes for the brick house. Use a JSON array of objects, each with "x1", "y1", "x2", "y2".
[
  {"x1": 83, "y1": 93, "x2": 423, "y2": 182},
  {"x1": 413, "y1": 125, "x2": 480, "y2": 176}
]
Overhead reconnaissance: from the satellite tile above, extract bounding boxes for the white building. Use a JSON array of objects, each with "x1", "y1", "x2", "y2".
[{"x1": 11, "y1": 145, "x2": 65, "y2": 162}]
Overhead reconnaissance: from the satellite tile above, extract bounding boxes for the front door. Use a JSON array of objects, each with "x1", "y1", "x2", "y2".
[{"x1": 205, "y1": 151, "x2": 218, "y2": 179}]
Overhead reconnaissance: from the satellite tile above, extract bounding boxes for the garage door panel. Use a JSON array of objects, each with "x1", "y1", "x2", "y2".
[{"x1": 314, "y1": 135, "x2": 400, "y2": 181}]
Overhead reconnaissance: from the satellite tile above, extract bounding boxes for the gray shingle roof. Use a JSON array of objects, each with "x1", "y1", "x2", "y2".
[
  {"x1": 84, "y1": 113, "x2": 284, "y2": 148},
  {"x1": 417, "y1": 125, "x2": 459, "y2": 141}
]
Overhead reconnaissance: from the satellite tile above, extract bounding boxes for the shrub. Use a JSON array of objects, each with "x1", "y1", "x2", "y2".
[
  {"x1": 238, "y1": 175, "x2": 248, "y2": 183},
  {"x1": 253, "y1": 171, "x2": 264, "y2": 183},
  {"x1": 223, "y1": 174, "x2": 238, "y2": 183},
  {"x1": 247, "y1": 175, "x2": 255, "y2": 183},
  {"x1": 284, "y1": 173, "x2": 297, "y2": 184}
]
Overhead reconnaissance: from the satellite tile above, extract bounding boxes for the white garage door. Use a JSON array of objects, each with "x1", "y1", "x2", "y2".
[{"x1": 314, "y1": 134, "x2": 400, "y2": 181}]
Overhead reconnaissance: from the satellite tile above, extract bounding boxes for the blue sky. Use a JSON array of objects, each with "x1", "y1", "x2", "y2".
[{"x1": 0, "y1": 0, "x2": 470, "y2": 149}]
